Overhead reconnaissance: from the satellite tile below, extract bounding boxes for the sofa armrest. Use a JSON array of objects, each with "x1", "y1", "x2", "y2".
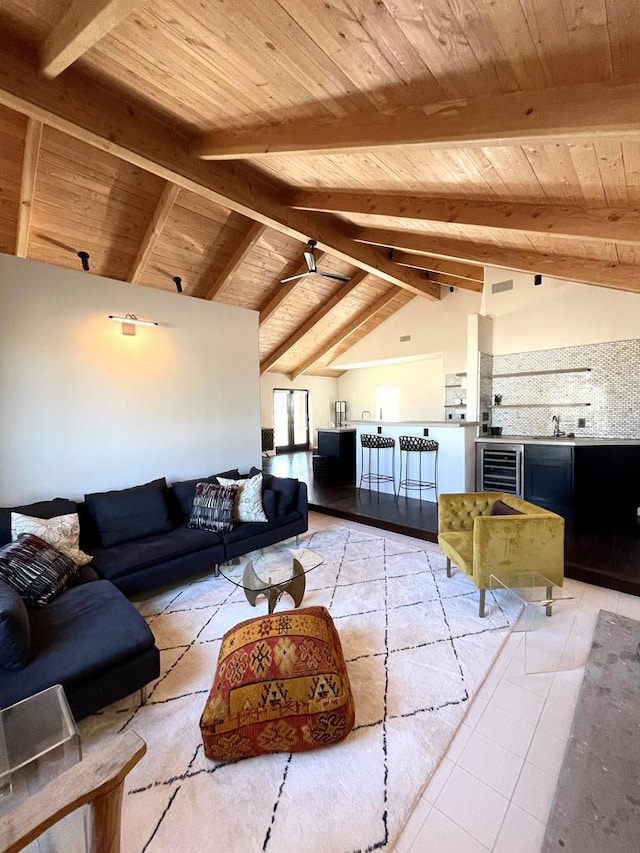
[
  {"x1": 437, "y1": 492, "x2": 502, "y2": 534},
  {"x1": 472, "y1": 512, "x2": 564, "y2": 590},
  {"x1": 295, "y1": 480, "x2": 308, "y2": 526}
]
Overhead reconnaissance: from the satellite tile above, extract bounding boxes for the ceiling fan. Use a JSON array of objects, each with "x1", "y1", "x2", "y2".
[{"x1": 280, "y1": 240, "x2": 351, "y2": 284}]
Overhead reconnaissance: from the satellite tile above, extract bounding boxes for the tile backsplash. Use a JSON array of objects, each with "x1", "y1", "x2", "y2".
[{"x1": 479, "y1": 339, "x2": 640, "y2": 439}]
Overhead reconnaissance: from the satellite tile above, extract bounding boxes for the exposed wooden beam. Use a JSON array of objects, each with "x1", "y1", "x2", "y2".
[
  {"x1": 260, "y1": 271, "x2": 369, "y2": 374},
  {"x1": 356, "y1": 228, "x2": 640, "y2": 294},
  {"x1": 0, "y1": 39, "x2": 437, "y2": 300},
  {"x1": 206, "y1": 221, "x2": 266, "y2": 300},
  {"x1": 194, "y1": 80, "x2": 640, "y2": 160},
  {"x1": 289, "y1": 190, "x2": 640, "y2": 247},
  {"x1": 127, "y1": 182, "x2": 180, "y2": 283},
  {"x1": 413, "y1": 273, "x2": 483, "y2": 294},
  {"x1": 41, "y1": 0, "x2": 142, "y2": 78},
  {"x1": 289, "y1": 289, "x2": 403, "y2": 379},
  {"x1": 259, "y1": 251, "x2": 328, "y2": 325},
  {"x1": 389, "y1": 252, "x2": 483, "y2": 283},
  {"x1": 15, "y1": 118, "x2": 42, "y2": 258}
]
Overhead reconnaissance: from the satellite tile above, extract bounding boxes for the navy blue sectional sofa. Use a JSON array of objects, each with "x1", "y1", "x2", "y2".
[
  {"x1": 83, "y1": 469, "x2": 308, "y2": 595},
  {"x1": 0, "y1": 469, "x2": 308, "y2": 719}
]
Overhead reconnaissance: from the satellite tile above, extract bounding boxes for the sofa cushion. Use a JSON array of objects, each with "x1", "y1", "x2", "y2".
[
  {"x1": 11, "y1": 512, "x2": 93, "y2": 566},
  {"x1": 89, "y1": 524, "x2": 224, "y2": 580},
  {"x1": 0, "y1": 534, "x2": 79, "y2": 607},
  {"x1": 262, "y1": 489, "x2": 277, "y2": 521},
  {"x1": 188, "y1": 482, "x2": 238, "y2": 533},
  {"x1": 0, "y1": 498, "x2": 77, "y2": 548},
  {"x1": 170, "y1": 476, "x2": 218, "y2": 523},
  {"x1": 217, "y1": 473, "x2": 268, "y2": 522},
  {"x1": 490, "y1": 499, "x2": 523, "y2": 516},
  {"x1": 262, "y1": 474, "x2": 299, "y2": 516},
  {"x1": 8, "y1": 581, "x2": 156, "y2": 699},
  {"x1": 218, "y1": 510, "x2": 300, "y2": 547},
  {"x1": 0, "y1": 579, "x2": 30, "y2": 670},
  {"x1": 84, "y1": 478, "x2": 174, "y2": 548}
]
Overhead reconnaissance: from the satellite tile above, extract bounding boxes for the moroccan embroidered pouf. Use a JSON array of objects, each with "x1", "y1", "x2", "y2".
[{"x1": 200, "y1": 605, "x2": 355, "y2": 761}]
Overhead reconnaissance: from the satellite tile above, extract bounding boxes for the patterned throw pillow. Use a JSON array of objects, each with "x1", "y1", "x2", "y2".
[
  {"x1": 11, "y1": 512, "x2": 93, "y2": 566},
  {"x1": 217, "y1": 473, "x2": 267, "y2": 522},
  {"x1": 0, "y1": 534, "x2": 80, "y2": 606},
  {"x1": 188, "y1": 482, "x2": 238, "y2": 532},
  {"x1": 200, "y1": 606, "x2": 355, "y2": 761}
]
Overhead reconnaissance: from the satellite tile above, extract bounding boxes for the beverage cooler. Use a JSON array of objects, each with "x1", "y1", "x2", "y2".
[{"x1": 476, "y1": 443, "x2": 524, "y2": 496}]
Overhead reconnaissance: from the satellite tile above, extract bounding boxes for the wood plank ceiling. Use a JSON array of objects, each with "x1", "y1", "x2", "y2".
[{"x1": 1, "y1": 0, "x2": 639, "y2": 378}]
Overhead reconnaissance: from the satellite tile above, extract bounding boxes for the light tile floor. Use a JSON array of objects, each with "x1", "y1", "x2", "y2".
[{"x1": 307, "y1": 511, "x2": 640, "y2": 853}]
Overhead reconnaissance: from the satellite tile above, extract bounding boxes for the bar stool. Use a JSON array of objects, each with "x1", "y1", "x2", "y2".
[
  {"x1": 358, "y1": 434, "x2": 396, "y2": 494},
  {"x1": 397, "y1": 436, "x2": 439, "y2": 500}
]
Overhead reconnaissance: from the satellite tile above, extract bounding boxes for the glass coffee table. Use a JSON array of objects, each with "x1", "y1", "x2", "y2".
[
  {"x1": 490, "y1": 571, "x2": 577, "y2": 673},
  {"x1": 219, "y1": 544, "x2": 323, "y2": 614}
]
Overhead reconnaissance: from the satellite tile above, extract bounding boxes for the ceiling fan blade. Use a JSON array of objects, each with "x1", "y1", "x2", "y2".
[
  {"x1": 303, "y1": 252, "x2": 317, "y2": 273},
  {"x1": 320, "y1": 273, "x2": 351, "y2": 282},
  {"x1": 280, "y1": 272, "x2": 311, "y2": 284}
]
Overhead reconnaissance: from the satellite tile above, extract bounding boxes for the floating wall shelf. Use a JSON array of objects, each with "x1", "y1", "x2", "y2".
[
  {"x1": 492, "y1": 367, "x2": 591, "y2": 379},
  {"x1": 491, "y1": 403, "x2": 591, "y2": 409}
]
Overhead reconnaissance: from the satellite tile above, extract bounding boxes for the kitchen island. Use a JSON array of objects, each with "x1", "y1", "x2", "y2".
[{"x1": 350, "y1": 420, "x2": 479, "y2": 497}]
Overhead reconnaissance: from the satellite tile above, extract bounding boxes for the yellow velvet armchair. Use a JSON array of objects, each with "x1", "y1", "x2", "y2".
[{"x1": 437, "y1": 492, "x2": 565, "y2": 617}]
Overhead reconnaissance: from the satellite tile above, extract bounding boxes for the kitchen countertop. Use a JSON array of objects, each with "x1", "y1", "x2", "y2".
[
  {"x1": 349, "y1": 420, "x2": 479, "y2": 427},
  {"x1": 476, "y1": 435, "x2": 640, "y2": 446}
]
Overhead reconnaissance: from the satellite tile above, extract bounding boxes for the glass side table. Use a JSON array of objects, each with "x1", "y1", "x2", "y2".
[
  {"x1": 490, "y1": 572, "x2": 578, "y2": 674},
  {"x1": 0, "y1": 685, "x2": 87, "y2": 852}
]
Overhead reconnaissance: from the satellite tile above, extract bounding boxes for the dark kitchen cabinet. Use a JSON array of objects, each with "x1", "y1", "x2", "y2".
[
  {"x1": 523, "y1": 443, "x2": 640, "y2": 523},
  {"x1": 524, "y1": 444, "x2": 574, "y2": 519},
  {"x1": 316, "y1": 429, "x2": 356, "y2": 483}
]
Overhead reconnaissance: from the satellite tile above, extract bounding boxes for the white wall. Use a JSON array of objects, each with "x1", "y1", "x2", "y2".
[
  {"x1": 483, "y1": 268, "x2": 640, "y2": 354},
  {"x1": 260, "y1": 373, "x2": 338, "y2": 445},
  {"x1": 337, "y1": 356, "x2": 444, "y2": 422},
  {"x1": 0, "y1": 255, "x2": 261, "y2": 504},
  {"x1": 330, "y1": 286, "x2": 482, "y2": 373}
]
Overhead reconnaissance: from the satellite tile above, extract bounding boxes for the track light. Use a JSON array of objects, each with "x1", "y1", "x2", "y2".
[
  {"x1": 534, "y1": 274, "x2": 543, "y2": 286},
  {"x1": 449, "y1": 286, "x2": 455, "y2": 293},
  {"x1": 77, "y1": 251, "x2": 90, "y2": 271},
  {"x1": 173, "y1": 276, "x2": 183, "y2": 293}
]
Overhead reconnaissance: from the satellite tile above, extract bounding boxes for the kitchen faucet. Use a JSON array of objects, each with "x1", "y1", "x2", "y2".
[{"x1": 552, "y1": 414, "x2": 564, "y2": 437}]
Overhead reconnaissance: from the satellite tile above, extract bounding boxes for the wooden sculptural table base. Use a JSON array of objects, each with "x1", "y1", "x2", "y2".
[{"x1": 242, "y1": 557, "x2": 306, "y2": 614}]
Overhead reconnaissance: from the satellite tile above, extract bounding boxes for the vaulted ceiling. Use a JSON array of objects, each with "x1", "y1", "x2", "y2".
[{"x1": 1, "y1": 1, "x2": 639, "y2": 379}]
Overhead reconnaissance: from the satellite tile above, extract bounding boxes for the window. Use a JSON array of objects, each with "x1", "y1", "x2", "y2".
[{"x1": 375, "y1": 385, "x2": 399, "y2": 421}]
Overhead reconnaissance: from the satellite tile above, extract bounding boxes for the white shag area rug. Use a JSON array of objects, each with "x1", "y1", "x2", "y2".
[{"x1": 80, "y1": 524, "x2": 517, "y2": 853}]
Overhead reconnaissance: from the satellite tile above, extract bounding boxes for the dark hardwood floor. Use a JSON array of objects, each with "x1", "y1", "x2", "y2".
[{"x1": 263, "y1": 451, "x2": 640, "y2": 597}]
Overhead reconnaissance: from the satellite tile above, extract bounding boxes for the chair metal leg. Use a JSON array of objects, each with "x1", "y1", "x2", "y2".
[
  {"x1": 479, "y1": 588, "x2": 486, "y2": 618},
  {"x1": 545, "y1": 584, "x2": 553, "y2": 617},
  {"x1": 446, "y1": 557, "x2": 452, "y2": 578}
]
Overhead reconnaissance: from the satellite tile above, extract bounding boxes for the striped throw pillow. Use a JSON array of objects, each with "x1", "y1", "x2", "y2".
[
  {"x1": 0, "y1": 534, "x2": 79, "y2": 606},
  {"x1": 187, "y1": 482, "x2": 238, "y2": 532}
]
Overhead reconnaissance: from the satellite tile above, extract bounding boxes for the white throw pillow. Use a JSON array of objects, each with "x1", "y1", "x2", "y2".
[
  {"x1": 11, "y1": 512, "x2": 93, "y2": 566},
  {"x1": 217, "y1": 473, "x2": 267, "y2": 522}
]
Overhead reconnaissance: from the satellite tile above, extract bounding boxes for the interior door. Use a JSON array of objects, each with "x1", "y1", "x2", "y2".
[{"x1": 273, "y1": 389, "x2": 309, "y2": 452}]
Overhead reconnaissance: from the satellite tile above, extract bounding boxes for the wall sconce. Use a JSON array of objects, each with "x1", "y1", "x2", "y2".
[
  {"x1": 109, "y1": 314, "x2": 158, "y2": 336},
  {"x1": 534, "y1": 274, "x2": 543, "y2": 286}
]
